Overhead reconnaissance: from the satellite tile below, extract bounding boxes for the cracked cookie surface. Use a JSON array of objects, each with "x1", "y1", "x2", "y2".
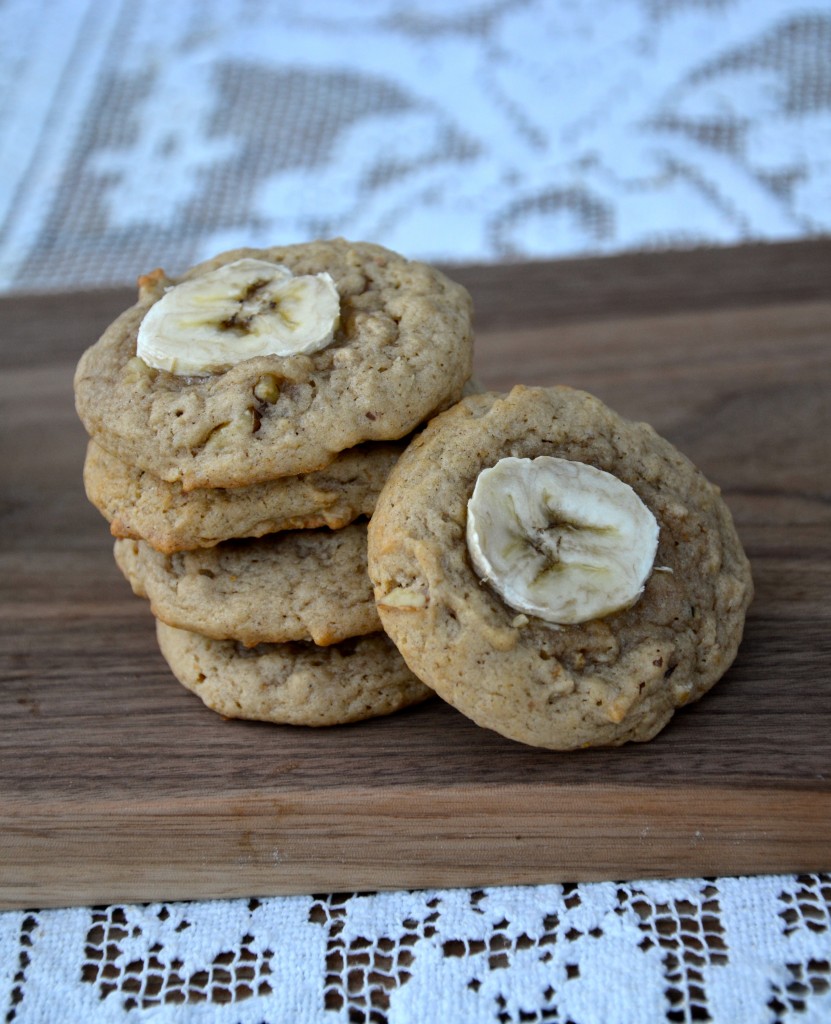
[
  {"x1": 367, "y1": 385, "x2": 753, "y2": 750},
  {"x1": 74, "y1": 239, "x2": 473, "y2": 490},
  {"x1": 157, "y1": 623, "x2": 433, "y2": 726},
  {"x1": 115, "y1": 522, "x2": 380, "y2": 647}
]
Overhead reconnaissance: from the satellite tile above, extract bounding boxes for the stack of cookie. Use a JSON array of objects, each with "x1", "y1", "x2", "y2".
[
  {"x1": 75, "y1": 239, "x2": 474, "y2": 727},
  {"x1": 77, "y1": 237, "x2": 753, "y2": 750}
]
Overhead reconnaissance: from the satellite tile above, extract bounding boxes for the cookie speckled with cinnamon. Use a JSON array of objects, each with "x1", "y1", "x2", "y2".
[
  {"x1": 367, "y1": 385, "x2": 753, "y2": 750},
  {"x1": 157, "y1": 623, "x2": 432, "y2": 726},
  {"x1": 75, "y1": 239, "x2": 473, "y2": 490},
  {"x1": 115, "y1": 522, "x2": 380, "y2": 648},
  {"x1": 85, "y1": 438, "x2": 402, "y2": 553}
]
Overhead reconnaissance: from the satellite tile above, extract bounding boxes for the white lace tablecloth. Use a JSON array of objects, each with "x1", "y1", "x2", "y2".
[
  {"x1": 2, "y1": 0, "x2": 830, "y2": 292},
  {"x1": 2, "y1": 1, "x2": 830, "y2": 1021},
  {"x1": 3, "y1": 878, "x2": 830, "y2": 1023}
]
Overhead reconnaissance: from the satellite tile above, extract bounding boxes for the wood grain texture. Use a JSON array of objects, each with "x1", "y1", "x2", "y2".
[{"x1": 1, "y1": 241, "x2": 830, "y2": 909}]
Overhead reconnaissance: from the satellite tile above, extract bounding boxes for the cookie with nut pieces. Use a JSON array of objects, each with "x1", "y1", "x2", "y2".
[
  {"x1": 74, "y1": 239, "x2": 473, "y2": 491},
  {"x1": 367, "y1": 385, "x2": 753, "y2": 750}
]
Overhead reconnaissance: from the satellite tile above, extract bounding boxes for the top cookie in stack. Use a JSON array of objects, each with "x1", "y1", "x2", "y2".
[
  {"x1": 75, "y1": 238, "x2": 473, "y2": 492},
  {"x1": 74, "y1": 239, "x2": 474, "y2": 725}
]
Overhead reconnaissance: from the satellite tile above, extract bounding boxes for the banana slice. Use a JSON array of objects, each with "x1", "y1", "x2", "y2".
[
  {"x1": 136, "y1": 258, "x2": 340, "y2": 374},
  {"x1": 466, "y1": 456, "x2": 659, "y2": 625}
]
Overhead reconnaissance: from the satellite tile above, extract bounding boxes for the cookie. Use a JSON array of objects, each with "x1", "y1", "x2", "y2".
[
  {"x1": 156, "y1": 622, "x2": 433, "y2": 726},
  {"x1": 367, "y1": 385, "x2": 753, "y2": 750},
  {"x1": 86, "y1": 438, "x2": 402, "y2": 552},
  {"x1": 115, "y1": 523, "x2": 381, "y2": 647},
  {"x1": 74, "y1": 239, "x2": 473, "y2": 490}
]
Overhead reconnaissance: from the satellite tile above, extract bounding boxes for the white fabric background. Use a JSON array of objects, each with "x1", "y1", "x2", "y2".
[
  {"x1": 1, "y1": 1, "x2": 830, "y2": 1021},
  {"x1": 1, "y1": 0, "x2": 829, "y2": 291},
  {"x1": 3, "y1": 877, "x2": 831, "y2": 1023}
]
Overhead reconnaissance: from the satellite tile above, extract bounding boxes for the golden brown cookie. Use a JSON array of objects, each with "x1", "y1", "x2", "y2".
[
  {"x1": 156, "y1": 622, "x2": 433, "y2": 726},
  {"x1": 367, "y1": 385, "x2": 753, "y2": 750},
  {"x1": 74, "y1": 239, "x2": 473, "y2": 490},
  {"x1": 85, "y1": 438, "x2": 401, "y2": 552},
  {"x1": 115, "y1": 523, "x2": 380, "y2": 647}
]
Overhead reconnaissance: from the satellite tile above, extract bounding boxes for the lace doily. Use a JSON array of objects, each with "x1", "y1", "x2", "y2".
[
  {"x1": 1, "y1": 0, "x2": 830, "y2": 291},
  {"x1": 3, "y1": 875, "x2": 830, "y2": 1022}
]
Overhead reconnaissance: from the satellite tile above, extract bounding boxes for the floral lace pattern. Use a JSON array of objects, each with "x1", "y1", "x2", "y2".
[
  {"x1": 2, "y1": 876, "x2": 829, "y2": 1022},
  {"x1": 1, "y1": 0, "x2": 830, "y2": 291}
]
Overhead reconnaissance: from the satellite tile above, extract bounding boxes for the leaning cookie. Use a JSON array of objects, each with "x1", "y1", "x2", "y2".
[
  {"x1": 86, "y1": 438, "x2": 402, "y2": 552},
  {"x1": 156, "y1": 622, "x2": 433, "y2": 726},
  {"x1": 115, "y1": 522, "x2": 381, "y2": 648},
  {"x1": 74, "y1": 239, "x2": 473, "y2": 490},
  {"x1": 367, "y1": 385, "x2": 753, "y2": 750}
]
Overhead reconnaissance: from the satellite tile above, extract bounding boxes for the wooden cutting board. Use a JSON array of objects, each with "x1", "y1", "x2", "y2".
[{"x1": 1, "y1": 241, "x2": 829, "y2": 910}]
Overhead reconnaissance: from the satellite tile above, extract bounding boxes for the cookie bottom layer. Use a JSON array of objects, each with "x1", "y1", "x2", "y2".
[{"x1": 156, "y1": 621, "x2": 433, "y2": 726}]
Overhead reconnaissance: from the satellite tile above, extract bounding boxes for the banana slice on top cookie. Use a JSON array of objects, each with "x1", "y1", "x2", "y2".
[
  {"x1": 74, "y1": 239, "x2": 473, "y2": 491},
  {"x1": 367, "y1": 385, "x2": 753, "y2": 750}
]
